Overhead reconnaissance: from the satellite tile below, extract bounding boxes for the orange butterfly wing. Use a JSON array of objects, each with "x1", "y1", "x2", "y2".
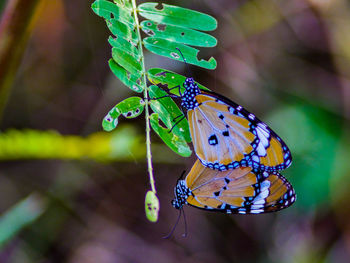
[
  {"x1": 173, "y1": 160, "x2": 295, "y2": 214},
  {"x1": 187, "y1": 91, "x2": 292, "y2": 172}
]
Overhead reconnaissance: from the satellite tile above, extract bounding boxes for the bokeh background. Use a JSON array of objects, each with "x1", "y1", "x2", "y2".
[{"x1": 1, "y1": 0, "x2": 350, "y2": 262}]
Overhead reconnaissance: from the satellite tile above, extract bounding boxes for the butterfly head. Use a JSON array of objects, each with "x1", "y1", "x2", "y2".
[
  {"x1": 172, "y1": 180, "x2": 191, "y2": 210},
  {"x1": 181, "y1": 78, "x2": 201, "y2": 110}
]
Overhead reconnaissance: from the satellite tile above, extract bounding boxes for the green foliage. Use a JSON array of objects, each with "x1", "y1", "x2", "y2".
[
  {"x1": 147, "y1": 68, "x2": 209, "y2": 96},
  {"x1": 149, "y1": 85, "x2": 191, "y2": 143},
  {"x1": 138, "y1": 2, "x2": 217, "y2": 31},
  {"x1": 92, "y1": 0, "x2": 145, "y2": 95},
  {"x1": 108, "y1": 59, "x2": 143, "y2": 92},
  {"x1": 103, "y1": 96, "x2": 145, "y2": 131},
  {"x1": 149, "y1": 85, "x2": 192, "y2": 157},
  {"x1": 140, "y1": 20, "x2": 217, "y2": 47},
  {"x1": 112, "y1": 47, "x2": 142, "y2": 75},
  {"x1": 139, "y1": 2, "x2": 217, "y2": 68},
  {"x1": 143, "y1": 38, "x2": 216, "y2": 69},
  {"x1": 92, "y1": 0, "x2": 217, "y2": 222},
  {"x1": 91, "y1": 0, "x2": 217, "y2": 156},
  {"x1": 149, "y1": 113, "x2": 192, "y2": 157}
]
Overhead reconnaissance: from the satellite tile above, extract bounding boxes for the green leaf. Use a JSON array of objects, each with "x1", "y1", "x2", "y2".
[
  {"x1": 145, "y1": 191, "x2": 159, "y2": 223},
  {"x1": 103, "y1": 97, "x2": 145, "y2": 132},
  {"x1": 107, "y1": 19, "x2": 137, "y2": 44},
  {"x1": 0, "y1": 193, "x2": 46, "y2": 248},
  {"x1": 150, "y1": 113, "x2": 192, "y2": 157},
  {"x1": 138, "y1": 2, "x2": 217, "y2": 31},
  {"x1": 141, "y1": 20, "x2": 217, "y2": 47},
  {"x1": 112, "y1": 47, "x2": 142, "y2": 77},
  {"x1": 149, "y1": 85, "x2": 191, "y2": 143},
  {"x1": 109, "y1": 59, "x2": 143, "y2": 92},
  {"x1": 144, "y1": 37, "x2": 217, "y2": 69},
  {"x1": 147, "y1": 68, "x2": 210, "y2": 96},
  {"x1": 91, "y1": 0, "x2": 135, "y2": 27},
  {"x1": 108, "y1": 36, "x2": 140, "y2": 60}
]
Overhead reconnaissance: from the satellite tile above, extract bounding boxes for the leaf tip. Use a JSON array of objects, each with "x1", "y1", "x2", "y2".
[{"x1": 102, "y1": 113, "x2": 117, "y2": 132}]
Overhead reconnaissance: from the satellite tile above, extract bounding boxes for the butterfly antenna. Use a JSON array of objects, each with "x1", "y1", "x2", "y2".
[
  {"x1": 163, "y1": 209, "x2": 183, "y2": 239},
  {"x1": 180, "y1": 170, "x2": 186, "y2": 180},
  {"x1": 176, "y1": 170, "x2": 186, "y2": 183},
  {"x1": 182, "y1": 208, "x2": 188, "y2": 238},
  {"x1": 176, "y1": 48, "x2": 192, "y2": 77}
]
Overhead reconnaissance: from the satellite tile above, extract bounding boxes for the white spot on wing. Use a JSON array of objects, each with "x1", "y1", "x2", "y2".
[
  {"x1": 257, "y1": 123, "x2": 269, "y2": 137},
  {"x1": 259, "y1": 189, "x2": 269, "y2": 200},
  {"x1": 256, "y1": 127, "x2": 269, "y2": 147},
  {"x1": 251, "y1": 209, "x2": 264, "y2": 214},
  {"x1": 253, "y1": 182, "x2": 270, "y2": 202},
  {"x1": 251, "y1": 204, "x2": 264, "y2": 209},
  {"x1": 256, "y1": 142, "x2": 266, "y2": 156},
  {"x1": 253, "y1": 199, "x2": 265, "y2": 205},
  {"x1": 261, "y1": 181, "x2": 270, "y2": 189}
]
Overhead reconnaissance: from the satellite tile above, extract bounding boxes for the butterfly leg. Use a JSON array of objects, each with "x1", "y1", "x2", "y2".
[
  {"x1": 173, "y1": 114, "x2": 185, "y2": 121},
  {"x1": 169, "y1": 114, "x2": 186, "y2": 133}
]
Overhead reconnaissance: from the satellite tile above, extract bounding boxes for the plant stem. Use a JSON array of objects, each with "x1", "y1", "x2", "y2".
[{"x1": 131, "y1": 0, "x2": 156, "y2": 193}]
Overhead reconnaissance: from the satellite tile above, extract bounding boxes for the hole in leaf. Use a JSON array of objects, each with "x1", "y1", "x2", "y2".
[
  {"x1": 126, "y1": 112, "x2": 132, "y2": 117},
  {"x1": 135, "y1": 108, "x2": 140, "y2": 114},
  {"x1": 155, "y1": 71, "x2": 168, "y2": 77},
  {"x1": 110, "y1": 13, "x2": 115, "y2": 19},
  {"x1": 147, "y1": 22, "x2": 152, "y2": 26},
  {"x1": 157, "y1": 24, "x2": 166, "y2": 31},
  {"x1": 194, "y1": 50, "x2": 213, "y2": 63},
  {"x1": 181, "y1": 32, "x2": 185, "y2": 36},
  {"x1": 155, "y1": 2, "x2": 164, "y2": 10},
  {"x1": 145, "y1": 29, "x2": 155, "y2": 36},
  {"x1": 171, "y1": 52, "x2": 180, "y2": 59},
  {"x1": 157, "y1": 83, "x2": 169, "y2": 90}
]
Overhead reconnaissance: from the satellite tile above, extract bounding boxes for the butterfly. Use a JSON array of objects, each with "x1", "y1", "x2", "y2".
[
  {"x1": 161, "y1": 49, "x2": 291, "y2": 172},
  {"x1": 172, "y1": 75, "x2": 292, "y2": 172},
  {"x1": 172, "y1": 159, "x2": 296, "y2": 214}
]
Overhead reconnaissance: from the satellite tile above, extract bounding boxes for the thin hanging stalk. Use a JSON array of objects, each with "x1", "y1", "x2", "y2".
[{"x1": 131, "y1": 0, "x2": 156, "y2": 193}]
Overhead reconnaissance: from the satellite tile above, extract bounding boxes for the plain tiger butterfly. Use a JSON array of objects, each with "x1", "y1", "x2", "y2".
[
  {"x1": 168, "y1": 48, "x2": 292, "y2": 172},
  {"x1": 172, "y1": 159, "x2": 296, "y2": 214}
]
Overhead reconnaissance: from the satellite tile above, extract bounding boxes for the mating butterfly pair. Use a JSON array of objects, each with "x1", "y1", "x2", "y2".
[{"x1": 170, "y1": 76, "x2": 295, "y2": 214}]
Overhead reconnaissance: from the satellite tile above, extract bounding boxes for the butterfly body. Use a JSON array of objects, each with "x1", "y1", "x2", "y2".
[
  {"x1": 179, "y1": 78, "x2": 292, "y2": 172},
  {"x1": 180, "y1": 77, "x2": 201, "y2": 110},
  {"x1": 172, "y1": 160, "x2": 296, "y2": 214}
]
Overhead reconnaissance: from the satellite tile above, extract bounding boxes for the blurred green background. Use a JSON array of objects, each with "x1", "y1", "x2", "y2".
[{"x1": 1, "y1": 0, "x2": 350, "y2": 262}]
